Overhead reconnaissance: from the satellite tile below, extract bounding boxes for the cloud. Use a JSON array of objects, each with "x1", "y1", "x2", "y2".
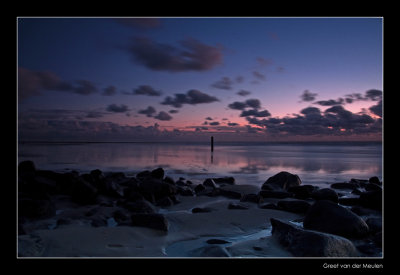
[
  {"x1": 235, "y1": 76, "x2": 245, "y2": 83},
  {"x1": 169, "y1": 109, "x2": 179, "y2": 114},
  {"x1": 211, "y1": 77, "x2": 234, "y2": 90},
  {"x1": 252, "y1": 71, "x2": 266, "y2": 81},
  {"x1": 300, "y1": 90, "x2": 318, "y2": 102},
  {"x1": 102, "y1": 85, "x2": 117, "y2": 96},
  {"x1": 314, "y1": 98, "x2": 344, "y2": 106},
  {"x1": 125, "y1": 37, "x2": 223, "y2": 72},
  {"x1": 240, "y1": 109, "x2": 271, "y2": 117},
  {"x1": 154, "y1": 111, "x2": 173, "y2": 121},
  {"x1": 209, "y1": 121, "x2": 220, "y2": 126},
  {"x1": 18, "y1": 67, "x2": 100, "y2": 100},
  {"x1": 228, "y1": 122, "x2": 239, "y2": 126},
  {"x1": 237, "y1": 90, "x2": 251, "y2": 97},
  {"x1": 132, "y1": 85, "x2": 162, "y2": 96},
  {"x1": 161, "y1": 89, "x2": 219, "y2": 108},
  {"x1": 365, "y1": 89, "x2": 383, "y2": 101},
  {"x1": 227, "y1": 98, "x2": 262, "y2": 110},
  {"x1": 369, "y1": 100, "x2": 382, "y2": 117},
  {"x1": 138, "y1": 106, "x2": 157, "y2": 117},
  {"x1": 106, "y1": 104, "x2": 129, "y2": 113},
  {"x1": 256, "y1": 57, "x2": 273, "y2": 67},
  {"x1": 205, "y1": 117, "x2": 213, "y2": 120},
  {"x1": 114, "y1": 18, "x2": 161, "y2": 29}
]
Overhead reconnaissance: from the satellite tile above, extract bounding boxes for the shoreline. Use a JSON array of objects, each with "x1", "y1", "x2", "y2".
[{"x1": 17, "y1": 161, "x2": 383, "y2": 258}]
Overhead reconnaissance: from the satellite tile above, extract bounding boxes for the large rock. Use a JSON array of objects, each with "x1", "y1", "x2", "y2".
[
  {"x1": 311, "y1": 188, "x2": 338, "y2": 203},
  {"x1": 303, "y1": 200, "x2": 369, "y2": 239},
  {"x1": 261, "y1": 171, "x2": 301, "y2": 191},
  {"x1": 331, "y1": 182, "x2": 359, "y2": 190},
  {"x1": 259, "y1": 190, "x2": 292, "y2": 199},
  {"x1": 71, "y1": 178, "x2": 98, "y2": 205},
  {"x1": 359, "y1": 190, "x2": 382, "y2": 210},
  {"x1": 212, "y1": 177, "x2": 235, "y2": 185},
  {"x1": 288, "y1": 185, "x2": 316, "y2": 200},
  {"x1": 131, "y1": 213, "x2": 169, "y2": 231},
  {"x1": 18, "y1": 198, "x2": 56, "y2": 219},
  {"x1": 277, "y1": 200, "x2": 311, "y2": 214},
  {"x1": 150, "y1": 167, "x2": 165, "y2": 180},
  {"x1": 219, "y1": 184, "x2": 259, "y2": 200},
  {"x1": 270, "y1": 218, "x2": 358, "y2": 257}
]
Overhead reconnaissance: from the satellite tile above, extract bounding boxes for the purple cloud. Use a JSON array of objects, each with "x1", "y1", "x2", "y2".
[
  {"x1": 106, "y1": 104, "x2": 129, "y2": 113},
  {"x1": 154, "y1": 111, "x2": 173, "y2": 121},
  {"x1": 161, "y1": 89, "x2": 219, "y2": 108}
]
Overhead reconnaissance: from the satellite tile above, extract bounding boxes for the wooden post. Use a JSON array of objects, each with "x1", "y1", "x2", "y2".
[{"x1": 211, "y1": 136, "x2": 214, "y2": 152}]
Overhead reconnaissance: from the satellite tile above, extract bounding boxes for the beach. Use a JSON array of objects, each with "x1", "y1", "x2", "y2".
[{"x1": 17, "y1": 161, "x2": 383, "y2": 258}]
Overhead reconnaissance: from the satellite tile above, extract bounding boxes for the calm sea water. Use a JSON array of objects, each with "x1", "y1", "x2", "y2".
[{"x1": 17, "y1": 142, "x2": 382, "y2": 188}]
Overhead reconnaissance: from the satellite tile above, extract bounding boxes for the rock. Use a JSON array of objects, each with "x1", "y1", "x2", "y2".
[
  {"x1": 303, "y1": 200, "x2": 369, "y2": 239},
  {"x1": 359, "y1": 190, "x2": 382, "y2": 210},
  {"x1": 369, "y1": 176, "x2": 381, "y2": 185},
  {"x1": 338, "y1": 197, "x2": 360, "y2": 206},
  {"x1": 123, "y1": 200, "x2": 156, "y2": 214},
  {"x1": 131, "y1": 213, "x2": 169, "y2": 231},
  {"x1": 350, "y1": 206, "x2": 381, "y2": 217},
  {"x1": 164, "y1": 176, "x2": 175, "y2": 185},
  {"x1": 138, "y1": 178, "x2": 177, "y2": 202},
  {"x1": 262, "y1": 171, "x2": 302, "y2": 191},
  {"x1": 71, "y1": 178, "x2": 98, "y2": 205},
  {"x1": 365, "y1": 217, "x2": 382, "y2": 234},
  {"x1": 277, "y1": 200, "x2": 311, "y2": 214},
  {"x1": 150, "y1": 167, "x2": 165, "y2": 180},
  {"x1": 219, "y1": 184, "x2": 259, "y2": 200},
  {"x1": 189, "y1": 245, "x2": 230, "y2": 257},
  {"x1": 136, "y1": 170, "x2": 151, "y2": 179},
  {"x1": 18, "y1": 160, "x2": 36, "y2": 179},
  {"x1": 212, "y1": 177, "x2": 235, "y2": 185},
  {"x1": 352, "y1": 188, "x2": 363, "y2": 195},
  {"x1": 311, "y1": 188, "x2": 338, "y2": 203},
  {"x1": 177, "y1": 186, "x2": 195, "y2": 196},
  {"x1": 228, "y1": 202, "x2": 249, "y2": 210},
  {"x1": 206, "y1": 239, "x2": 231, "y2": 244},
  {"x1": 203, "y1": 178, "x2": 218, "y2": 189},
  {"x1": 364, "y1": 183, "x2": 382, "y2": 192},
  {"x1": 18, "y1": 198, "x2": 56, "y2": 219},
  {"x1": 331, "y1": 182, "x2": 359, "y2": 190},
  {"x1": 194, "y1": 184, "x2": 206, "y2": 194},
  {"x1": 288, "y1": 185, "x2": 315, "y2": 200},
  {"x1": 112, "y1": 209, "x2": 130, "y2": 224},
  {"x1": 192, "y1": 207, "x2": 213, "y2": 213},
  {"x1": 259, "y1": 190, "x2": 292, "y2": 199},
  {"x1": 270, "y1": 218, "x2": 358, "y2": 257},
  {"x1": 156, "y1": 196, "x2": 174, "y2": 207},
  {"x1": 240, "y1": 194, "x2": 263, "y2": 204}
]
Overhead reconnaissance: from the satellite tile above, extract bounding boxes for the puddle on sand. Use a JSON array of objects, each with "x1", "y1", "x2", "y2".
[{"x1": 165, "y1": 227, "x2": 272, "y2": 257}]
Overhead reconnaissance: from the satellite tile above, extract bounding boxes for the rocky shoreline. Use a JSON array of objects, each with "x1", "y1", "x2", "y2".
[{"x1": 17, "y1": 160, "x2": 382, "y2": 257}]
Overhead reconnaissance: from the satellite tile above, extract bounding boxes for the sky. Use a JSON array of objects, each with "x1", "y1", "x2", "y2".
[{"x1": 17, "y1": 17, "x2": 383, "y2": 142}]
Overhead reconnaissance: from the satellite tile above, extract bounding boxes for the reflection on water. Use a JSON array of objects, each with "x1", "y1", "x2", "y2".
[{"x1": 18, "y1": 142, "x2": 382, "y2": 187}]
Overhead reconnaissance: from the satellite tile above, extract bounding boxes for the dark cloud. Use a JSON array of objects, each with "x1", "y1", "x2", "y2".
[
  {"x1": 72, "y1": 80, "x2": 98, "y2": 95},
  {"x1": 300, "y1": 107, "x2": 321, "y2": 116},
  {"x1": 300, "y1": 90, "x2": 318, "y2": 102},
  {"x1": 106, "y1": 104, "x2": 129, "y2": 113},
  {"x1": 86, "y1": 111, "x2": 104, "y2": 118},
  {"x1": 114, "y1": 18, "x2": 161, "y2": 29},
  {"x1": 138, "y1": 106, "x2": 157, "y2": 117},
  {"x1": 169, "y1": 109, "x2": 179, "y2": 114},
  {"x1": 228, "y1": 122, "x2": 239, "y2": 126},
  {"x1": 314, "y1": 98, "x2": 344, "y2": 106},
  {"x1": 365, "y1": 89, "x2": 383, "y2": 101},
  {"x1": 161, "y1": 89, "x2": 219, "y2": 108},
  {"x1": 132, "y1": 85, "x2": 162, "y2": 96},
  {"x1": 211, "y1": 77, "x2": 234, "y2": 90},
  {"x1": 209, "y1": 121, "x2": 220, "y2": 126},
  {"x1": 237, "y1": 90, "x2": 251, "y2": 97},
  {"x1": 102, "y1": 85, "x2": 117, "y2": 96},
  {"x1": 205, "y1": 117, "x2": 213, "y2": 120},
  {"x1": 369, "y1": 100, "x2": 382, "y2": 117},
  {"x1": 256, "y1": 57, "x2": 273, "y2": 67},
  {"x1": 235, "y1": 76, "x2": 245, "y2": 83},
  {"x1": 227, "y1": 98, "x2": 261, "y2": 110},
  {"x1": 126, "y1": 37, "x2": 223, "y2": 72},
  {"x1": 252, "y1": 71, "x2": 266, "y2": 81},
  {"x1": 154, "y1": 111, "x2": 173, "y2": 121},
  {"x1": 240, "y1": 109, "x2": 271, "y2": 117}
]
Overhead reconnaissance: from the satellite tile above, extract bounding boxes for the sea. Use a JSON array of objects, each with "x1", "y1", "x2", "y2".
[{"x1": 17, "y1": 141, "x2": 383, "y2": 188}]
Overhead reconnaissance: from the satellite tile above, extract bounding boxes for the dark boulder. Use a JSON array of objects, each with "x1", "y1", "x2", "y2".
[
  {"x1": 311, "y1": 188, "x2": 338, "y2": 203},
  {"x1": 150, "y1": 167, "x2": 165, "y2": 180},
  {"x1": 369, "y1": 176, "x2": 381, "y2": 185},
  {"x1": 131, "y1": 213, "x2": 169, "y2": 232},
  {"x1": 163, "y1": 176, "x2": 175, "y2": 185},
  {"x1": 71, "y1": 178, "x2": 98, "y2": 205},
  {"x1": 270, "y1": 218, "x2": 358, "y2": 257},
  {"x1": 338, "y1": 197, "x2": 360, "y2": 206},
  {"x1": 203, "y1": 178, "x2": 218, "y2": 189},
  {"x1": 123, "y1": 199, "x2": 156, "y2": 214},
  {"x1": 136, "y1": 170, "x2": 151, "y2": 180},
  {"x1": 261, "y1": 171, "x2": 301, "y2": 191},
  {"x1": 359, "y1": 190, "x2": 382, "y2": 210},
  {"x1": 212, "y1": 177, "x2": 235, "y2": 185},
  {"x1": 259, "y1": 203, "x2": 279, "y2": 210},
  {"x1": 259, "y1": 190, "x2": 292, "y2": 199},
  {"x1": 113, "y1": 209, "x2": 130, "y2": 224},
  {"x1": 303, "y1": 200, "x2": 369, "y2": 239},
  {"x1": 364, "y1": 183, "x2": 382, "y2": 192},
  {"x1": 177, "y1": 186, "x2": 195, "y2": 196},
  {"x1": 18, "y1": 198, "x2": 56, "y2": 219},
  {"x1": 365, "y1": 217, "x2": 382, "y2": 234},
  {"x1": 194, "y1": 184, "x2": 206, "y2": 194},
  {"x1": 350, "y1": 206, "x2": 381, "y2": 217},
  {"x1": 156, "y1": 196, "x2": 174, "y2": 207},
  {"x1": 138, "y1": 178, "x2": 177, "y2": 202},
  {"x1": 219, "y1": 184, "x2": 259, "y2": 200},
  {"x1": 288, "y1": 185, "x2": 315, "y2": 200},
  {"x1": 277, "y1": 200, "x2": 311, "y2": 214}
]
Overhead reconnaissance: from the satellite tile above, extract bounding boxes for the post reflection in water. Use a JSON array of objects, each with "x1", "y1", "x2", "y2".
[{"x1": 18, "y1": 142, "x2": 382, "y2": 187}]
